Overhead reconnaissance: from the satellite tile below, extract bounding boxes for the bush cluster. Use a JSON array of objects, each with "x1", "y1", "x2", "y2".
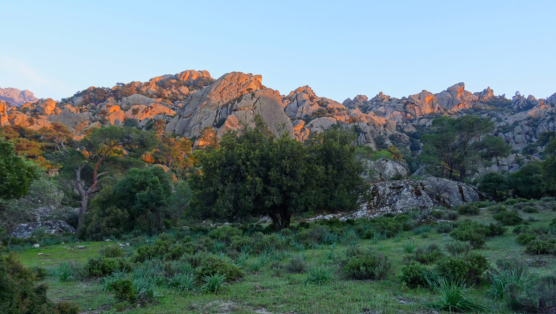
[
  {"x1": 85, "y1": 257, "x2": 132, "y2": 277},
  {"x1": 342, "y1": 252, "x2": 391, "y2": 280}
]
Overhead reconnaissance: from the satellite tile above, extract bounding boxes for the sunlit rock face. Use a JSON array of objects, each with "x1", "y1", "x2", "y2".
[{"x1": 166, "y1": 72, "x2": 294, "y2": 139}]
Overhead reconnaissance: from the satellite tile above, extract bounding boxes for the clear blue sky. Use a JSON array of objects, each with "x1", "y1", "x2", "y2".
[{"x1": 1, "y1": 0, "x2": 555, "y2": 102}]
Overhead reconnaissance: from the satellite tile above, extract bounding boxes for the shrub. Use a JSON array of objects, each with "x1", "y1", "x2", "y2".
[
  {"x1": 101, "y1": 245, "x2": 125, "y2": 258},
  {"x1": 111, "y1": 279, "x2": 136, "y2": 303},
  {"x1": 486, "y1": 259, "x2": 534, "y2": 300},
  {"x1": 449, "y1": 220, "x2": 488, "y2": 248},
  {"x1": 522, "y1": 206, "x2": 539, "y2": 213},
  {"x1": 487, "y1": 223, "x2": 507, "y2": 236},
  {"x1": 516, "y1": 233, "x2": 536, "y2": 245},
  {"x1": 208, "y1": 226, "x2": 242, "y2": 243},
  {"x1": 343, "y1": 253, "x2": 391, "y2": 280},
  {"x1": 431, "y1": 210, "x2": 444, "y2": 219},
  {"x1": 85, "y1": 257, "x2": 132, "y2": 277},
  {"x1": 401, "y1": 262, "x2": 432, "y2": 288},
  {"x1": 506, "y1": 276, "x2": 556, "y2": 312},
  {"x1": 429, "y1": 278, "x2": 486, "y2": 312},
  {"x1": 133, "y1": 277, "x2": 158, "y2": 303},
  {"x1": 306, "y1": 266, "x2": 332, "y2": 285},
  {"x1": 0, "y1": 253, "x2": 80, "y2": 313},
  {"x1": 444, "y1": 241, "x2": 471, "y2": 257},
  {"x1": 367, "y1": 216, "x2": 403, "y2": 238},
  {"x1": 525, "y1": 240, "x2": 555, "y2": 254},
  {"x1": 493, "y1": 210, "x2": 523, "y2": 226},
  {"x1": 413, "y1": 225, "x2": 431, "y2": 235},
  {"x1": 513, "y1": 224, "x2": 531, "y2": 235},
  {"x1": 445, "y1": 211, "x2": 459, "y2": 221},
  {"x1": 455, "y1": 204, "x2": 480, "y2": 216},
  {"x1": 436, "y1": 223, "x2": 454, "y2": 233},
  {"x1": 435, "y1": 253, "x2": 489, "y2": 284},
  {"x1": 413, "y1": 244, "x2": 443, "y2": 265},
  {"x1": 403, "y1": 242, "x2": 417, "y2": 254},
  {"x1": 229, "y1": 235, "x2": 253, "y2": 252},
  {"x1": 195, "y1": 256, "x2": 243, "y2": 282},
  {"x1": 132, "y1": 237, "x2": 194, "y2": 262},
  {"x1": 286, "y1": 254, "x2": 306, "y2": 274},
  {"x1": 487, "y1": 204, "x2": 507, "y2": 213}
]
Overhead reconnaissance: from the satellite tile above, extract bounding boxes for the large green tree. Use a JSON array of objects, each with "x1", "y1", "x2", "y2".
[
  {"x1": 58, "y1": 126, "x2": 157, "y2": 230},
  {"x1": 420, "y1": 116, "x2": 510, "y2": 181},
  {"x1": 189, "y1": 118, "x2": 367, "y2": 229},
  {"x1": 79, "y1": 166, "x2": 173, "y2": 239}
]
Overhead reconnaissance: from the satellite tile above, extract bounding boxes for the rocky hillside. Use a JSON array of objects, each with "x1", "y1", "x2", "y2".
[
  {"x1": 0, "y1": 86, "x2": 38, "y2": 106},
  {"x1": 2, "y1": 70, "x2": 555, "y2": 175}
]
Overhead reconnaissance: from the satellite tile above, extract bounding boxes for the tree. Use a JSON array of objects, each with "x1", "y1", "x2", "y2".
[
  {"x1": 58, "y1": 126, "x2": 157, "y2": 230},
  {"x1": 79, "y1": 166, "x2": 172, "y2": 239},
  {"x1": 0, "y1": 139, "x2": 40, "y2": 250},
  {"x1": 508, "y1": 161, "x2": 546, "y2": 199},
  {"x1": 477, "y1": 172, "x2": 509, "y2": 201},
  {"x1": 189, "y1": 117, "x2": 367, "y2": 229},
  {"x1": 420, "y1": 116, "x2": 508, "y2": 181},
  {"x1": 0, "y1": 139, "x2": 39, "y2": 200}
]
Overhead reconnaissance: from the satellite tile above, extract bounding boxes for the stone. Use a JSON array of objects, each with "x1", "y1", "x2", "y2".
[
  {"x1": 365, "y1": 159, "x2": 409, "y2": 182},
  {"x1": 12, "y1": 220, "x2": 76, "y2": 239},
  {"x1": 105, "y1": 239, "x2": 112, "y2": 242},
  {"x1": 167, "y1": 72, "x2": 293, "y2": 139},
  {"x1": 37, "y1": 98, "x2": 57, "y2": 115},
  {"x1": 33, "y1": 244, "x2": 40, "y2": 248},
  {"x1": 474, "y1": 87, "x2": 495, "y2": 102},
  {"x1": 0, "y1": 86, "x2": 38, "y2": 106}
]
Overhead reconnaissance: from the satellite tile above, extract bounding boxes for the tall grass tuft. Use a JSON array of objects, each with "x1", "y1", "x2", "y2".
[
  {"x1": 486, "y1": 260, "x2": 535, "y2": 300},
  {"x1": 305, "y1": 266, "x2": 332, "y2": 285},
  {"x1": 429, "y1": 278, "x2": 486, "y2": 312},
  {"x1": 200, "y1": 273, "x2": 227, "y2": 293}
]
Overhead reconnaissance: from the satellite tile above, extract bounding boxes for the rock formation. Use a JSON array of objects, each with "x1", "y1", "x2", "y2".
[
  {"x1": 0, "y1": 86, "x2": 38, "y2": 106},
  {"x1": 11, "y1": 220, "x2": 76, "y2": 239},
  {"x1": 365, "y1": 159, "x2": 409, "y2": 182},
  {"x1": 166, "y1": 72, "x2": 294, "y2": 139}
]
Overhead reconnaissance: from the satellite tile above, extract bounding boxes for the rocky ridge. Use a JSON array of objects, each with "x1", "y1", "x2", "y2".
[{"x1": 0, "y1": 86, "x2": 38, "y2": 106}]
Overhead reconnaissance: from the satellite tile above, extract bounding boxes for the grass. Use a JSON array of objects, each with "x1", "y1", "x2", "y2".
[{"x1": 11, "y1": 200, "x2": 556, "y2": 313}]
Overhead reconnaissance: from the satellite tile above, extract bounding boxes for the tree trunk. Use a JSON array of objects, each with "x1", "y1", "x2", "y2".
[
  {"x1": 268, "y1": 212, "x2": 280, "y2": 230},
  {"x1": 77, "y1": 194, "x2": 88, "y2": 231},
  {"x1": 278, "y1": 207, "x2": 291, "y2": 229}
]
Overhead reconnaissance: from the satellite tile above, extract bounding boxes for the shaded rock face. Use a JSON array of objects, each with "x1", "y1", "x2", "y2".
[
  {"x1": 12, "y1": 220, "x2": 76, "y2": 239},
  {"x1": 166, "y1": 72, "x2": 293, "y2": 139},
  {"x1": 355, "y1": 177, "x2": 484, "y2": 216},
  {"x1": 0, "y1": 86, "x2": 38, "y2": 106},
  {"x1": 365, "y1": 159, "x2": 409, "y2": 182}
]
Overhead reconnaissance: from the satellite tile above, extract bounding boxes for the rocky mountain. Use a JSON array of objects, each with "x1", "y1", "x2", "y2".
[
  {"x1": 2, "y1": 69, "x2": 555, "y2": 177},
  {"x1": 0, "y1": 86, "x2": 38, "y2": 106}
]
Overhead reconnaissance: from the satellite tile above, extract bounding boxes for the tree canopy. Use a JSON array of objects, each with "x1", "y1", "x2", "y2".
[
  {"x1": 189, "y1": 117, "x2": 368, "y2": 229},
  {"x1": 0, "y1": 138, "x2": 39, "y2": 200}
]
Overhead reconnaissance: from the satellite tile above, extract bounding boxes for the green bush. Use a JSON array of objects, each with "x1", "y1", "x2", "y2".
[
  {"x1": 195, "y1": 256, "x2": 243, "y2": 282},
  {"x1": 200, "y1": 273, "x2": 227, "y2": 293},
  {"x1": 486, "y1": 259, "x2": 534, "y2": 300},
  {"x1": 487, "y1": 223, "x2": 507, "y2": 236},
  {"x1": 449, "y1": 220, "x2": 488, "y2": 248},
  {"x1": 362, "y1": 229, "x2": 375, "y2": 239},
  {"x1": 506, "y1": 276, "x2": 556, "y2": 312},
  {"x1": 208, "y1": 226, "x2": 242, "y2": 243},
  {"x1": 132, "y1": 237, "x2": 194, "y2": 262},
  {"x1": 445, "y1": 211, "x2": 460, "y2": 221},
  {"x1": 85, "y1": 257, "x2": 132, "y2": 277},
  {"x1": 522, "y1": 206, "x2": 539, "y2": 213},
  {"x1": 516, "y1": 233, "x2": 537, "y2": 245},
  {"x1": 513, "y1": 224, "x2": 531, "y2": 235},
  {"x1": 401, "y1": 262, "x2": 432, "y2": 288},
  {"x1": 111, "y1": 279, "x2": 136, "y2": 303},
  {"x1": 229, "y1": 235, "x2": 253, "y2": 252},
  {"x1": 436, "y1": 223, "x2": 454, "y2": 233},
  {"x1": 455, "y1": 204, "x2": 480, "y2": 215},
  {"x1": 0, "y1": 253, "x2": 80, "y2": 313},
  {"x1": 286, "y1": 254, "x2": 306, "y2": 273},
  {"x1": 343, "y1": 252, "x2": 391, "y2": 280},
  {"x1": 429, "y1": 278, "x2": 486, "y2": 312},
  {"x1": 525, "y1": 240, "x2": 555, "y2": 254},
  {"x1": 435, "y1": 253, "x2": 489, "y2": 284},
  {"x1": 487, "y1": 204, "x2": 507, "y2": 213},
  {"x1": 412, "y1": 244, "x2": 444, "y2": 265},
  {"x1": 493, "y1": 210, "x2": 523, "y2": 226},
  {"x1": 444, "y1": 241, "x2": 471, "y2": 257},
  {"x1": 101, "y1": 245, "x2": 125, "y2": 258}
]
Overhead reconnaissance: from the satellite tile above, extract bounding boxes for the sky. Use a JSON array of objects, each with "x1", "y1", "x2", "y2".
[{"x1": 1, "y1": 0, "x2": 555, "y2": 102}]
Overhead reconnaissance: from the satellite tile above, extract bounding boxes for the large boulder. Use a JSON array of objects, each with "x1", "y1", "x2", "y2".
[
  {"x1": 37, "y1": 98, "x2": 57, "y2": 115},
  {"x1": 11, "y1": 220, "x2": 76, "y2": 239},
  {"x1": 353, "y1": 177, "x2": 484, "y2": 217},
  {"x1": 434, "y1": 83, "x2": 478, "y2": 111},
  {"x1": 166, "y1": 72, "x2": 293, "y2": 139},
  {"x1": 366, "y1": 159, "x2": 409, "y2": 182}
]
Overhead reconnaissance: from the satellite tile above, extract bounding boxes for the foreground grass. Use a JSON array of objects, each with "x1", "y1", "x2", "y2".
[{"x1": 14, "y1": 202, "x2": 556, "y2": 313}]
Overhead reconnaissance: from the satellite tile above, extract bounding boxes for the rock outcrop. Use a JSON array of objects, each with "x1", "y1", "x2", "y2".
[
  {"x1": 166, "y1": 72, "x2": 294, "y2": 139},
  {"x1": 365, "y1": 159, "x2": 409, "y2": 182},
  {"x1": 354, "y1": 177, "x2": 484, "y2": 217},
  {"x1": 11, "y1": 220, "x2": 76, "y2": 239},
  {"x1": 0, "y1": 86, "x2": 38, "y2": 106}
]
